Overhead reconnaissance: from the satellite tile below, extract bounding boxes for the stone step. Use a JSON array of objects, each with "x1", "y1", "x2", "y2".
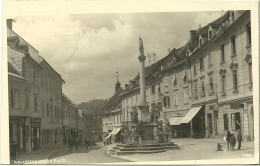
[
  {"x1": 138, "y1": 144, "x2": 161, "y2": 147},
  {"x1": 137, "y1": 149, "x2": 166, "y2": 154},
  {"x1": 161, "y1": 146, "x2": 180, "y2": 149},
  {"x1": 115, "y1": 149, "x2": 166, "y2": 156},
  {"x1": 138, "y1": 147, "x2": 163, "y2": 150},
  {"x1": 109, "y1": 149, "x2": 116, "y2": 155}
]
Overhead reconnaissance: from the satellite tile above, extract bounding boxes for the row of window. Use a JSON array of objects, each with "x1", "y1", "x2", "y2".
[
  {"x1": 63, "y1": 109, "x2": 77, "y2": 121},
  {"x1": 42, "y1": 129, "x2": 60, "y2": 145},
  {"x1": 195, "y1": 23, "x2": 251, "y2": 75},
  {"x1": 24, "y1": 66, "x2": 61, "y2": 97},
  {"x1": 193, "y1": 77, "x2": 215, "y2": 99},
  {"x1": 122, "y1": 95, "x2": 139, "y2": 107},
  {"x1": 10, "y1": 86, "x2": 80, "y2": 122},
  {"x1": 107, "y1": 115, "x2": 121, "y2": 124},
  {"x1": 223, "y1": 112, "x2": 241, "y2": 131}
]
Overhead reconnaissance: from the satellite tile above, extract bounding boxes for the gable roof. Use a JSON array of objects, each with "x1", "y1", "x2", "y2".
[
  {"x1": 62, "y1": 93, "x2": 77, "y2": 108},
  {"x1": 102, "y1": 87, "x2": 123, "y2": 110},
  {"x1": 7, "y1": 27, "x2": 64, "y2": 83}
]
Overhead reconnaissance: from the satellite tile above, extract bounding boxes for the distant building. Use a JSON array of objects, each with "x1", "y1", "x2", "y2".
[
  {"x1": 62, "y1": 93, "x2": 78, "y2": 145},
  {"x1": 102, "y1": 74, "x2": 123, "y2": 144},
  {"x1": 76, "y1": 109, "x2": 86, "y2": 145}
]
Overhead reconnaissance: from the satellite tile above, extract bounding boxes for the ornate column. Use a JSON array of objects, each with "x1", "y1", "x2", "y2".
[{"x1": 137, "y1": 37, "x2": 149, "y2": 122}]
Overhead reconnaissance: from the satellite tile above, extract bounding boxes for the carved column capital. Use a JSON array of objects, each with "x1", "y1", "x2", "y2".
[{"x1": 138, "y1": 55, "x2": 146, "y2": 62}]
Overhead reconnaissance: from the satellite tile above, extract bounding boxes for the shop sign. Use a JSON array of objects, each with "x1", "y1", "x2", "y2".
[
  {"x1": 230, "y1": 103, "x2": 244, "y2": 109},
  {"x1": 224, "y1": 105, "x2": 230, "y2": 109}
]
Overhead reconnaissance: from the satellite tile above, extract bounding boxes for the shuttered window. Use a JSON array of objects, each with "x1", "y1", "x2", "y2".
[{"x1": 13, "y1": 87, "x2": 20, "y2": 108}]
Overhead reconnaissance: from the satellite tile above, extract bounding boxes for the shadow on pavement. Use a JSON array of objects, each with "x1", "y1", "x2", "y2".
[{"x1": 49, "y1": 146, "x2": 103, "y2": 159}]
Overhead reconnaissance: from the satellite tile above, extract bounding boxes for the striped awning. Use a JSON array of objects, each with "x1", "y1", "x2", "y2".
[
  {"x1": 181, "y1": 106, "x2": 202, "y2": 123},
  {"x1": 110, "y1": 128, "x2": 121, "y2": 135},
  {"x1": 169, "y1": 116, "x2": 184, "y2": 125},
  {"x1": 105, "y1": 135, "x2": 111, "y2": 139},
  {"x1": 110, "y1": 128, "x2": 117, "y2": 135}
]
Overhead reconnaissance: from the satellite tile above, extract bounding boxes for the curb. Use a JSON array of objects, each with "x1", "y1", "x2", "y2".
[{"x1": 107, "y1": 154, "x2": 137, "y2": 162}]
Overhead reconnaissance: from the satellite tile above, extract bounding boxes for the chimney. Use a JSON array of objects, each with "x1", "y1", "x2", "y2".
[
  {"x1": 125, "y1": 84, "x2": 129, "y2": 89},
  {"x1": 7, "y1": 19, "x2": 12, "y2": 30},
  {"x1": 190, "y1": 30, "x2": 197, "y2": 44}
]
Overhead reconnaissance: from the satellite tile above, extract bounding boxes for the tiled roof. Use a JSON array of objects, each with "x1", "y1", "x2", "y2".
[
  {"x1": 102, "y1": 87, "x2": 123, "y2": 110},
  {"x1": 7, "y1": 27, "x2": 64, "y2": 82},
  {"x1": 62, "y1": 93, "x2": 77, "y2": 107},
  {"x1": 7, "y1": 46, "x2": 26, "y2": 74}
]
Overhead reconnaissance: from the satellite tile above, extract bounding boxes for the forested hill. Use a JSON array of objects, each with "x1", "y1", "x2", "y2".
[{"x1": 77, "y1": 99, "x2": 106, "y2": 116}]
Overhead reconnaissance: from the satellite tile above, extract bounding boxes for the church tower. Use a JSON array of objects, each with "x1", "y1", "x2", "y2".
[{"x1": 115, "y1": 71, "x2": 121, "y2": 93}]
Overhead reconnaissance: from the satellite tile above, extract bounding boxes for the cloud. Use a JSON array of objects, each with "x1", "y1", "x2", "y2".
[
  {"x1": 11, "y1": 12, "x2": 224, "y2": 104},
  {"x1": 192, "y1": 11, "x2": 223, "y2": 29}
]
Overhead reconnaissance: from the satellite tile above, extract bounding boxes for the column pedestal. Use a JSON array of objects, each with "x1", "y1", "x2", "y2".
[{"x1": 137, "y1": 105, "x2": 149, "y2": 122}]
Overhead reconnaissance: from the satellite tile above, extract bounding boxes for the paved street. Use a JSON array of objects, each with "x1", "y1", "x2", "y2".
[
  {"x1": 111, "y1": 138, "x2": 255, "y2": 162},
  {"x1": 48, "y1": 143, "x2": 129, "y2": 164}
]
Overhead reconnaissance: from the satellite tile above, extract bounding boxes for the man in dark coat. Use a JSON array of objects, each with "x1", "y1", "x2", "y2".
[
  {"x1": 74, "y1": 137, "x2": 79, "y2": 150},
  {"x1": 237, "y1": 129, "x2": 243, "y2": 150},
  {"x1": 11, "y1": 141, "x2": 17, "y2": 160},
  {"x1": 226, "y1": 131, "x2": 232, "y2": 150},
  {"x1": 84, "y1": 138, "x2": 89, "y2": 150},
  {"x1": 69, "y1": 138, "x2": 74, "y2": 153}
]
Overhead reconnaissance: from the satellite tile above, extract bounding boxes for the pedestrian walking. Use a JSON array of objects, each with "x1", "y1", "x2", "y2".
[
  {"x1": 69, "y1": 138, "x2": 74, "y2": 153},
  {"x1": 226, "y1": 131, "x2": 232, "y2": 150},
  {"x1": 85, "y1": 138, "x2": 89, "y2": 150},
  {"x1": 230, "y1": 133, "x2": 236, "y2": 151},
  {"x1": 237, "y1": 129, "x2": 243, "y2": 150},
  {"x1": 10, "y1": 141, "x2": 17, "y2": 160},
  {"x1": 74, "y1": 137, "x2": 79, "y2": 151}
]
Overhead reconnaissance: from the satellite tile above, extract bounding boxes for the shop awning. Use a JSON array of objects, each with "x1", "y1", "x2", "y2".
[
  {"x1": 105, "y1": 135, "x2": 111, "y2": 139},
  {"x1": 169, "y1": 116, "x2": 184, "y2": 125},
  {"x1": 181, "y1": 106, "x2": 202, "y2": 123},
  {"x1": 110, "y1": 128, "x2": 117, "y2": 135},
  {"x1": 111, "y1": 128, "x2": 121, "y2": 135}
]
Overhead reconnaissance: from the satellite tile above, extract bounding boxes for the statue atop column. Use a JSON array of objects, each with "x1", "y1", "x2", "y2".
[{"x1": 139, "y1": 37, "x2": 144, "y2": 55}]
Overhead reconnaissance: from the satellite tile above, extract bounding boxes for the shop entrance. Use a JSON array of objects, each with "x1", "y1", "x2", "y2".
[
  {"x1": 207, "y1": 113, "x2": 213, "y2": 137},
  {"x1": 9, "y1": 123, "x2": 25, "y2": 154},
  {"x1": 213, "y1": 110, "x2": 218, "y2": 135},
  {"x1": 31, "y1": 120, "x2": 41, "y2": 151},
  {"x1": 31, "y1": 127, "x2": 40, "y2": 151}
]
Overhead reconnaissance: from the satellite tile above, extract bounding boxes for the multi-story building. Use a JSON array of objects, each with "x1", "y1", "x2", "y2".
[
  {"x1": 8, "y1": 44, "x2": 43, "y2": 154},
  {"x1": 186, "y1": 10, "x2": 252, "y2": 140},
  {"x1": 120, "y1": 61, "x2": 164, "y2": 123},
  {"x1": 102, "y1": 76, "x2": 123, "y2": 144},
  {"x1": 76, "y1": 109, "x2": 86, "y2": 145},
  {"x1": 214, "y1": 11, "x2": 253, "y2": 141},
  {"x1": 62, "y1": 93, "x2": 78, "y2": 145},
  {"x1": 157, "y1": 47, "x2": 192, "y2": 138},
  {"x1": 40, "y1": 59, "x2": 64, "y2": 150},
  {"x1": 7, "y1": 19, "x2": 65, "y2": 153},
  {"x1": 117, "y1": 10, "x2": 253, "y2": 142}
]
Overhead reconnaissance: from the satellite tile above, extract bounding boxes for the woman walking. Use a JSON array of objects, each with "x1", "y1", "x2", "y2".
[
  {"x1": 226, "y1": 131, "x2": 232, "y2": 150},
  {"x1": 230, "y1": 133, "x2": 236, "y2": 151}
]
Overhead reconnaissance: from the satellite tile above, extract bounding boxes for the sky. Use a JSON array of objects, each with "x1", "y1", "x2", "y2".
[{"x1": 12, "y1": 11, "x2": 224, "y2": 104}]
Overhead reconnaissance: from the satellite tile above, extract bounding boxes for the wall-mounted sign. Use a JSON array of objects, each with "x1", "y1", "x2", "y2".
[
  {"x1": 230, "y1": 103, "x2": 244, "y2": 109},
  {"x1": 224, "y1": 105, "x2": 230, "y2": 109}
]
